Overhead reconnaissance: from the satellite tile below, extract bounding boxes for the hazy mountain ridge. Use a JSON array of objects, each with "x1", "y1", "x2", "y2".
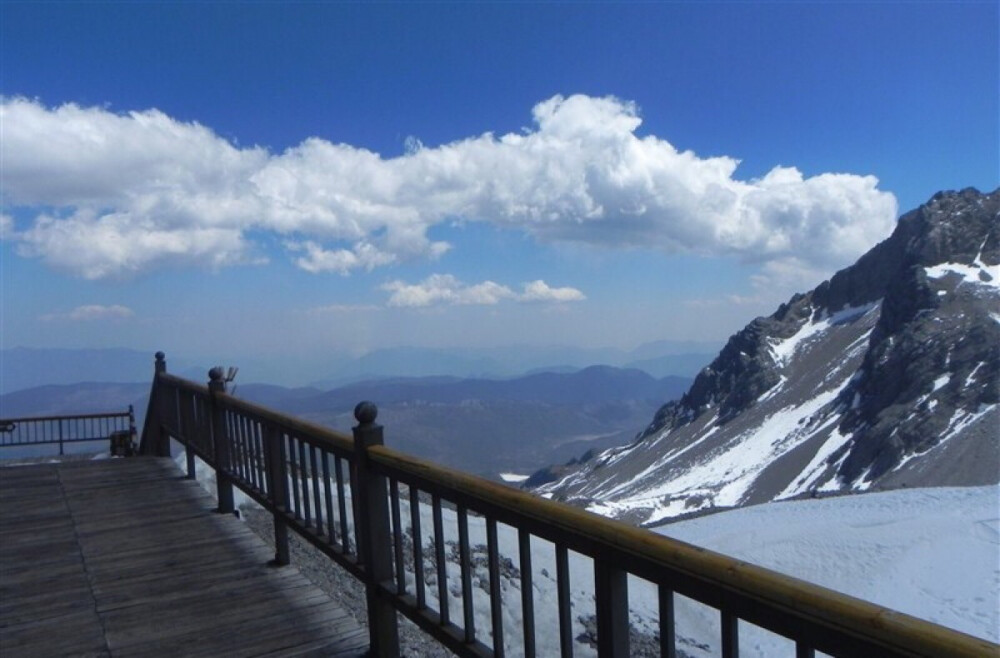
[
  {"x1": 1, "y1": 342, "x2": 714, "y2": 395},
  {"x1": 1, "y1": 367, "x2": 690, "y2": 479},
  {"x1": 235, "y1": 366, "x2": 692, "y2": 478},
  {"x1": 533, "y1": 188, "x2": 999, "y2": 524}
]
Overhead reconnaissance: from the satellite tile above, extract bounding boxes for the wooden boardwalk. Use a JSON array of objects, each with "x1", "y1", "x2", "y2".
[{"x1": 0, "y1": 457, "x2": 368, "y2": 657}]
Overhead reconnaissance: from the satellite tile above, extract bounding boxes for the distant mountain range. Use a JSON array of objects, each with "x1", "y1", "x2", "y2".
[
  {"x1": 0, "y1": 341, "x2": 716, "y2": 395},
  {"x1": 307, "y1": 342, "x2": 717, "y2": 388},
  {"x1": 234, "y1": 366, "x2": 691, "y2": 478},
  {"x1": 0, "y1": 365, "x2": 691, "y2": 479},
  {"x1": 532, "y1": 188, "x2": 999, "y2": 525}
]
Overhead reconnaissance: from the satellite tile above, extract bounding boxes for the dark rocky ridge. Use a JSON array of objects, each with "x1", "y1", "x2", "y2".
[{"x1": 532, "y1": 188, "x2": 999, "y2": 522}]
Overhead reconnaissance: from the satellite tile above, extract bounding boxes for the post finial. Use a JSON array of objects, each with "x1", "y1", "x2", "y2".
[
  {"x1": 209, "y1": 367, "x2": 224, "y2": 382},
  {"x1": 154, "y1": 351, "x2": 167, "y2": 374},
  {"x1": 354, "y1": 401, "x2": 378, "y2": 425},
  {"x1": 155, "y1": 351, "x2": 165, "y2": 362}
]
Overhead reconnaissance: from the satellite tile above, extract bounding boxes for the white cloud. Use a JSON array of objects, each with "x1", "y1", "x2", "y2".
[
  {"x1": 0, "y1": 214, "x2": 13, "y2": 240},
  {"x1": 2, "y1": 95, "x2": 897, "y2": 280},
  {"x1": 40, "y1": 304, "x2": 135, "y2": 322},
  {"x1": 520, "y1": 280, "x2": 586, "y2": 303},
  {"x1": 381, "y1": 275, "x2": 585, "y2": 308},
  {"x1": 382, "y1": 274, "x2": 515, "y2": 307},
  {"x1": 288, "y1": 240, "x2": 398, "y2": 275}
]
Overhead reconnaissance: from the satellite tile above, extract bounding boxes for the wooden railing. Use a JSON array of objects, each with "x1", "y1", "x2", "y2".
[
  {"x1": 0, "y1": 408, "x2": 135, "y2": 456},
  {"x1": 138, "y1": 352, "x2": 996, "y2": 658}
]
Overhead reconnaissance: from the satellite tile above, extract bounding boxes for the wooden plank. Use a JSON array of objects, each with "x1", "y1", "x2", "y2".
[{"x1": 0, "y1": 458, "x2": 367, "y2": 657}]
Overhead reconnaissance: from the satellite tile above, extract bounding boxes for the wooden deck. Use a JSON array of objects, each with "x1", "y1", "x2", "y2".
[{"x1": 0, "y1": 457, "x2": 368, "y2": 657}]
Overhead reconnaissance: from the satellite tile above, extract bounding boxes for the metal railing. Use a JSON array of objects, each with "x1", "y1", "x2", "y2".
[
  {"x1": 0, "y1": 408, "x2": 135, "y2": 456},
  {"x1": 138, "y1": 352, "x2": 996, "y2": 658}
]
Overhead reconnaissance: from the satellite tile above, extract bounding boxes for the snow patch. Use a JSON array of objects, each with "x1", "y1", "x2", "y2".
[
  {"x1": 768, "y1": 303, "x2": 878, "y2": 367},
  {"x1": 598, "y1": 378, "x2": 853, "y2": 520},
  {"x1": 499, "y1": 472, "x2": 530, "y2": 483},
  {"x1": 925, "y1": 261, "x2": 1000, "y2": 291}
]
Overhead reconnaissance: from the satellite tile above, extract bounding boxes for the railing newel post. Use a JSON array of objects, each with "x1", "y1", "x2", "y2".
[
  {"x1": 594, "y1": 556, "x2": 630, "y2": 657},
  {"x1": 352, "y1": 401, "x2": 400, "y2": 657},
  {"x1": 155, "y1": 352, "x2": 172, "y2": 458},
  {"x1": 139, "y1": 351, "x2": 172, "y2": 456},
  {"x1": 264, "y1": 422, "x2": 290, "y2": 566},
  {"x1": 209, "y1": 367, "x2": 235, "y2": 515}
]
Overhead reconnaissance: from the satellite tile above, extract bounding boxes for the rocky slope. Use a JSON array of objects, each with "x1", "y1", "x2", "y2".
[{"x1": 532, "y1": 188, "x2": 999, "y2": 525}]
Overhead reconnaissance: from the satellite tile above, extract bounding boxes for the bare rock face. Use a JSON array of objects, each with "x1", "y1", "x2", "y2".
[{"x1": 532, "y1": 188, "x2": 999, "y2": 525}]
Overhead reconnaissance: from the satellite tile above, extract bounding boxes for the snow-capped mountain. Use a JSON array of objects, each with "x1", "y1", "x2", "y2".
[{"x1": 532, "y1": 188, "x2": 999, "y2": 526}]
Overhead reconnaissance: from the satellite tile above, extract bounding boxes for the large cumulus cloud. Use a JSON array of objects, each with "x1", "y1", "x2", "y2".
[{"x1": 1, "y1": 95, "x2": 897, "y2": 280}]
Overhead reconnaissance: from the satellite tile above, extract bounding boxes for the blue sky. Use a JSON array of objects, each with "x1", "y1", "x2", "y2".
[{"x1": 1, "y1": 1, "x2": 997, "y2": 381}]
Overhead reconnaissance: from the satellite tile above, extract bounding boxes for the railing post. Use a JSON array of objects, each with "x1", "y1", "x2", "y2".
[
  {"x1": 140, "y1": 351, "x2": 171, "y2": 456},
  {"x1": 58, "y1": 419, "x2": 64, "y2": 456},
  {"x1": 594, "y1": 557, "x2": 630, "y2": 657},
  {"x1": 154, "y1": 352, "x2": 172, "y2": 457},
  {"x1": 352, "y1": 401, "x2": 400, "y2": 657},
  {"x1": 208, "y1": 368, "x2": 235, "y2": 515},
  {"x1": 263, "y1": 423, "x2": 290, "y2": 566}
]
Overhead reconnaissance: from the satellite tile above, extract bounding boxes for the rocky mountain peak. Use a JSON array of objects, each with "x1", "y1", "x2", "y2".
[{"x1": 532, "y1": 188, "x2": 999, "y2": 524}]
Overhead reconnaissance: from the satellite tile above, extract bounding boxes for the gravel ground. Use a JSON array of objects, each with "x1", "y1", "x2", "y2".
[
  {"x1": 240, "y1": 507, "x2": 677, "y2": 657},
  {"x1": 241, "y1": 506, "x2": 454, "y2": 658}
]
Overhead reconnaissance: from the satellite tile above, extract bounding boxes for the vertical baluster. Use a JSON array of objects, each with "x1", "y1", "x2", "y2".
[
  {"x1": 659, "y1": 585, "x2": 676, "y2": 658},
  {"x1": 246, "y1": 420, "x2": 256, "y2": 490},
  {"x1": 390, "y1": 480, "x2": 405, "y2": 595},
  {"x1": 309, "y1": 444, "x2": 322, "y2": 534},
  {"x1": 519, "y1": 528, "x2": 536, "y2": 658},
  {"x1": 244, "y1": 417, "x2": 254, "y2": 485},
  {"x1": 299, "y1": 439, "x2": 312, "y2": 526},
  {"x1": 197, "y1": 395, "x2": 208, "y2": 456},
  {"x1": 244, "y1": 417, "x2": 254, "y2": 484},
  {"x1": 458, "y1": 505, "x2": 476, "y2": 643},
  {"x1": 288, "y1": 436, "x2": 301, "y2": 519},
  {"x1": 433, "y1": 494, "x2": 449, "y2": 625},
  {"x1": 231, "y1": 413, "x2": 243, "y2": 482},
  {"x1": 410, "y1": 485, "x2": 425, "y2": 609},
  {"x1": 721, "y1": 610, "x2": 739, "y2": 658},
  {"x1": 487, "y1": 518, "x2": 505, "y2": 658},
  {"x1": 556, "y1": 544, "x2": 573, "y2": 658},
  {"x1": 226, "y1": 413, "x2": 237, "y2": 478},
  {"x1": 238, "y1": 415, "x2": 250, "y2": 484},
  {"x1": 322, "y1": 452, "x2": 335, "y2": 545},
  {"x1": 335, "y1": 456, "x2": 350, "y2": 552},
  {"x1": 254, "y1": 421, "x2": 266, "y2": 493}
]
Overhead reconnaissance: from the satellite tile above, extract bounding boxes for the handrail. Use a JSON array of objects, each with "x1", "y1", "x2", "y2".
[
  {"x1": 368, "y1": 446, "x2": 990, "y2": 658},
  {"x1": 138, "y1": 353, "x2": 998, "y2": 658}
]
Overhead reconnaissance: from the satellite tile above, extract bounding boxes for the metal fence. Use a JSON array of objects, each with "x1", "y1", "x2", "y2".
[
  {"x1": 139, "y1": 352, "x2": 996, "y2": 658},
  {"x1": 0, "y1": 409, "x2": 135, "y2": 456}
]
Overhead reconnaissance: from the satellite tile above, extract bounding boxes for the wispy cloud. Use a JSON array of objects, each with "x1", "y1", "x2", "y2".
[
  {"x1": 381, "y1": 274, "x2": 586, "y2": 308},
  {"x1": 40, "y1": 304, "x2": 135, "y2": 322},
  {"x1": 2, "y1": 95, "x2": 896, "y2": 282},
  {"x1": 305, "y1": 303, "x2": 382, "y2": 315}
]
